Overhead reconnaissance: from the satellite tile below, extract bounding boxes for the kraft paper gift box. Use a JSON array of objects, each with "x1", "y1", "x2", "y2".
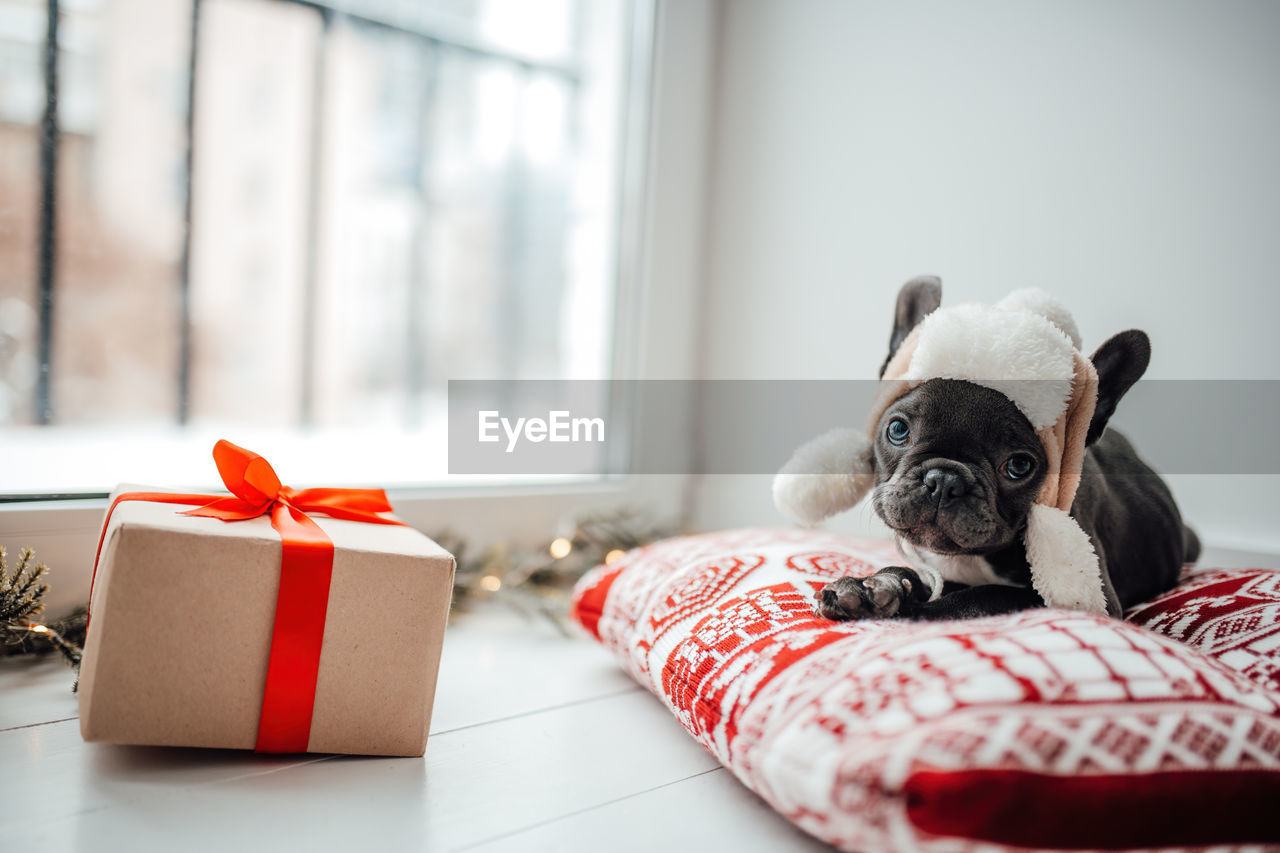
[{"x1": 78, "y1": 441, "x2": 456, "y2": 757}]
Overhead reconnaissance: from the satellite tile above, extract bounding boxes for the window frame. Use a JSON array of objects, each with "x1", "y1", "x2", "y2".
[{"x1": 0, "y1": 0, "x2": 717, "y2": 615}]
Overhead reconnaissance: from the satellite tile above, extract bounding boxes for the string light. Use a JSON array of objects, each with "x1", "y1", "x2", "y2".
[
  {"x1": 480, "y1": 575, "x2": 502, "y2": 592},
  {"x1": 604, "y1": 549, "x2": 625, "y2": 565},
  {"x1": 549, "y1": 537, "x2": 572, "y2": 559},
  {"x1": 29, "y1": 624, "x2": 49, "y2": 634}
]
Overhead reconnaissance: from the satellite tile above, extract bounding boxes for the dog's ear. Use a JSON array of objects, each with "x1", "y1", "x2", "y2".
[
  {"x1": 1085, "y1": 330, "x2": 1151, "y2": 445},
  {"x1": 880, "y1": 276, "x2": 941, "y2": 377}
]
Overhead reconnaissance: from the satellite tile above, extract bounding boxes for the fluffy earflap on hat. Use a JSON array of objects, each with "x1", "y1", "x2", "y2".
[
  {"x1": 773, "y1": 285, "x2": 1108, "y2": 615},
  {"x1": 773, "y1": 428, "x2": 875, "y2": 526},
  {"x1": 1025, "y1": 504, "x2": 1108, "y2": 614}
]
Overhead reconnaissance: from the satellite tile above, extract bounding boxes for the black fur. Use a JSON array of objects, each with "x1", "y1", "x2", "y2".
[
  {"x1": 880, "y1": 275, "x2": 941, "y2": 379},
  {"x1": 816, "y1": 280, "x2": 1195, "y2": 622}
]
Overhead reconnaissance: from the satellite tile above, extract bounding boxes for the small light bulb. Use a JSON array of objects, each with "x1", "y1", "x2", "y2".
[
  {"x1": 30, "y1": 624, "x2": 49, "y2": 634},
  {"x1": 549, "y1": 537, "x2": 572, "y2": 559},
  {"x1": 605, "y1": 549, "x2": 625, "y2": 565},
  {"x1": 480, "y1": 575, "x2": 502, "y2": 592}
]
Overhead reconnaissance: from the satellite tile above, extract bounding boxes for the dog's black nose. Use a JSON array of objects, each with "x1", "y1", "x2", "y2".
[{"x1": 923, "y1": 467, "x2": 966, "y2": 506}]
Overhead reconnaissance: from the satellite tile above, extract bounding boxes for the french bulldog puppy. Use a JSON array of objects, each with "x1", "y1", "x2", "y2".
[{"x1": 816, "y1": 279, "x2": 1198, "y2": 621}]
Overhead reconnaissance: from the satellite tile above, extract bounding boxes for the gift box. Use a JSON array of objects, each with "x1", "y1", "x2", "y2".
[{"x1": 78, "y1": 441, "x2": 455, "y2": 757}]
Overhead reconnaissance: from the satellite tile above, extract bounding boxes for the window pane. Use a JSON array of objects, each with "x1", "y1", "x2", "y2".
[
  {"x1": 190, "y1": 0, "x2": 317, "y2": 426},
  {"x1": 54, "y1": 0, "x2": 191, "y2": 426},
  {"x1": 2, "y1": 0, "x2": 191, "y2": 427},
  {"x1": 0, "y1": 0, "x2": 644, "y2": 493},
  {"x1": 0, "y1": 0, "x2": 44, "y2": 426}
]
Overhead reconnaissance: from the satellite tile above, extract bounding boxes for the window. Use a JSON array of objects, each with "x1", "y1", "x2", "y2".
[{"x1": 0, "y1": 0, "x2": 651, "y2": 494}]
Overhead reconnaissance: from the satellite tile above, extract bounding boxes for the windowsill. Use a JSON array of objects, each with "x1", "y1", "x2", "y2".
[
  {"x1": 0, "y1": 470, "x2": 682, "y2": 617},
  {"x1": 0, "y1": 423, "x2": 611, "y2": 497}
]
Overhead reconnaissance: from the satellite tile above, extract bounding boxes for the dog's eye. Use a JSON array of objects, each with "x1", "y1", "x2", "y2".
[
  {"x1": 886, "y1": 418, "x2": 909, "y2": 446},
  {"x1": 1002, "y1": 454, "x2": 1036, "y2": 480}
]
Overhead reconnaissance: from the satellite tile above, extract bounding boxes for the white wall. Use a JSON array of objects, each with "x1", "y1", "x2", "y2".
[{"x1": 690, "y1": 0, "x2": 1280, "y2": 554}]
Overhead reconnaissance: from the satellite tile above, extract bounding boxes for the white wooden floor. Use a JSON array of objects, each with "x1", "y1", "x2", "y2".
[{"x1": 0, "y1": 605, "x2": 831, "y2": 852}]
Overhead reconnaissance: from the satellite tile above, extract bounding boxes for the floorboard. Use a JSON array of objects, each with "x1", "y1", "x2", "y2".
[
  {"x1": 0, "y1": 653, "x2": 79, "y2": 730},
  {"x1": 467, "y1": 767, "x2": 833, "y2": 852},
  {"x1": 0, "y1": 604, "x2": 824, "y2": 851}
]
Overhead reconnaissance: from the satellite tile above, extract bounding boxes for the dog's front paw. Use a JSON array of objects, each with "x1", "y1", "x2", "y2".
[{"x1": 814, "y1": 568, "x2": 921, "y2": 621}]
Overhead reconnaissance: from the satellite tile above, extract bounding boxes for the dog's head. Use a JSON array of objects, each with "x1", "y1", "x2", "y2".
[{"x1": 869, "y1": 277, "x2": 1151, "y2": 555}]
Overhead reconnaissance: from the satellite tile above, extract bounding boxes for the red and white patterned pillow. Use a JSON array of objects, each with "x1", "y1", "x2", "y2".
[
  {"x1": 1128, "y1": 567, "x2": 1280, "y2": 693},
  {"x1": 572, "y1": 528, "x2": 1280, "y2": 852}
]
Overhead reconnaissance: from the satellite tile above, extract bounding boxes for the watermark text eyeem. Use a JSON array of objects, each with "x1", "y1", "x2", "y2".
[{"x1": 478, "y1": 410, "x2": 606, "y2": 453}]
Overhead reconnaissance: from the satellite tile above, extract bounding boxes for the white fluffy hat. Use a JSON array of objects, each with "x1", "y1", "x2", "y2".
[{"x1": 773, "y1": 288, "x2": 1107, "y2": 615}]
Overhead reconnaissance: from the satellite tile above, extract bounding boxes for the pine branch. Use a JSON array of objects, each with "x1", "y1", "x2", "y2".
[
  {"x1": 1, "y1": 547, "x2": 83, "y2": 671},
  {"x1": 441, "y1": 506, "x2": 675, "y2": 628},
  {"x1": 0, "y1": 547, "x2": 49, "y2": 624},
  {"x1": 13, "y1": 549, "x2": 48, "y2": 600}
]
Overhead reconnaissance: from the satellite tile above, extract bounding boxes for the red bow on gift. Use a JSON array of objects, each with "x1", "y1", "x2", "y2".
[{"x1": 89, "y1": 440, "x2": 407, "y2": 753}]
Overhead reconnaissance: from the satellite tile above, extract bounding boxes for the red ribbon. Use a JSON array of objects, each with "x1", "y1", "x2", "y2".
[{"x1": 88, "y1": 440, "x2": 407, "y2": 753}]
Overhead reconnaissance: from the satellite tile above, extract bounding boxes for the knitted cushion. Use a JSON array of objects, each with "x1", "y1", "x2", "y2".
[
  {"x1": 571, "y1": 528, "x2": 1280, "y2": 852},
  {"x1": 1127, "y1": 567, "x2": 1280, "y2": 692}
]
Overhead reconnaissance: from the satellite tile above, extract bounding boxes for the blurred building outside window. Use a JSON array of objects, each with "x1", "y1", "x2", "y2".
[{"x1": 0, "y1": 0, "x2": 649, "y2": 495}]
